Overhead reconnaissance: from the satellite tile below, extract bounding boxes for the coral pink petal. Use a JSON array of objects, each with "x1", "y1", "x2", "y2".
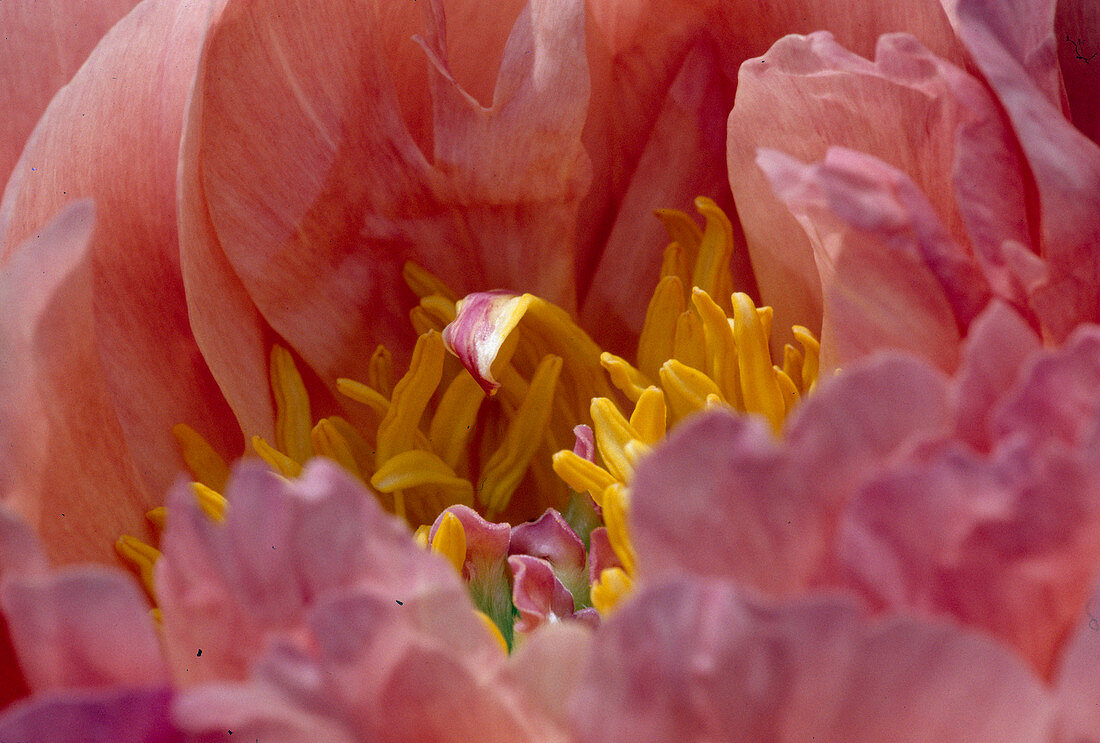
[
  {"x1": 0, "y1": 686, "x2": 181, "y2": 743},
  {"x1": 950, "y1": 301, "x2": 1041, "y2": 451},
  {"x1": 1055, "y1": 0, "x2": 1100, "y2": 146},
  {"x1": 991, "y1": 326, "x2": 1100, "y2": 449},
  {"x1": 188, "y1": 0, "x2": 589, "y2": 388},
  {"x1": 951, "y1": 0, "x2": 1100, "y2": 339},
  {"x1": 572, "y1": 579, "x2": 1052, "y2": 743},
  {"x1": 510, "y1": 509, "x2": 586, "y2": 571},
  {"x1": 579, "y1": 40, "x2": 750, "y2": 355},
  {"x1": 509, "y1": 555, "x2": 579, "y2": 633},
  {"x1": 157, "y1": 460, "x2": 475, "y2": 685},
  {"x1": 429, "y1": 504, "x2": 512, "y2": 566},
  {"x1": 0, "y1": 0, "x2": 240, "y2": 513},
  {"x1": 758, "y1": 147, "x2": 971, "y2": 371},
  {"x1": 1054, "y1": 576, "x2": 1100, "y2": 740},
  {"x1": 500, "y1": 621, "x2": 591, "y2": 736},
  {"x1": 838, "y1": 438, "x2": 1100, "y2": 678},
  {"x1": 1, "y1": 567, "x2": 166, "y2": 691},
  {"x1": 0, "y1": 201, "x2": 158, "y2": 564},
  {"x1": 0, "y1": 0, "x2": 138, "y2": 190},
  {"x1": 176, "y1": 682, "x2": 356, "y2": 743},
  {"x1": 727, "y1": 32, "x2": 1000, "y2": 342},
  {"x1": 586, "y1": 527, "x2": 622, "y2": 584}
]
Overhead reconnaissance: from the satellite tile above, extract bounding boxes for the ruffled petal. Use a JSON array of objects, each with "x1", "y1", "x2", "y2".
[
  {"x1": 757, "y1": 147, "x2": 968, "y2": 371},
  {"x1": 0, "y1": 0, "x2": 240, "y2": 520},
  {"x1": 0, "y1": 201, "x2": 157, "y2": 564},
  {"x1": 509, "y1": 555, "x2": 581, "y2": 633},
  {"x1": 510, "y1": 509, "x2": 587, "y2": 572},
  {"x1": 572, "y1": 579, "x2": 1053, "y2": 743},
  {"x1": 0, "y1": 0, "x2": 138, "y2": 189}
]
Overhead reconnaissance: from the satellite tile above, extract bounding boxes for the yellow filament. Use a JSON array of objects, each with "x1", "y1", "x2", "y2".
[
  {"x1": 637, "y1": 276, "x2": 685, "y2": 381},
  {"x1": 171, "y1": 423, "x2": 230, "y2": 492},
  {"x1": 191, "y1": 482, "x2": 227, "y2": 523},
  {"x1": 591, "y1": 567, "x2": 633, "y2": 615},
  {"x1": 430, "y1": 511, "x2": 467, "y2": 574},
  {"x1": 419, "y1": 295, "x2": 457, "y2": 327},
  {"x1": 628, "y1": 386, "x2": 666, "y2": 446},
  {"x1": 601, "y1": 484, "x2": 636, "y2": 577},
  {"x1": 690, "y1": 287, "x2": 742, "y2": 408},
  {"x1": 782, "y1": 343, "x2": 804, "y2": 389},
  {"x1": 375, "y1": 331, "x2": 445, "y2": 467},
  {"x1": 691, "y1": 197, "x2": 734, "y2": 308},
  {"x1": 269, "y1": 345, "x2": 313, "y2": 463},
  {"x1": 793, "y1": 325, "x2": 820, "y2": 393},
  {"x1": 336, "y1": 377, "x2": 391, "y2": 416},
  {"x1": 659, "y1": 359, "x2": 723, "y2": 422},
  {"x1": 310, "y1": 418, "x2": 362, "y2": 480},
  {"x1": 599, "y1": 352, "x2": 649, "y2": 403},
  {"x1": 370, "y1": 449, "x2": 473, "y2": 503},
  {"x1": 145, "y1": 507, "x2": 167, "y2": 530},
  {"x1": 590, "y1": 398, "x2": 641, "y2": 483},
  {"x1": 731, "y1": 293, "x2": 785, "y2": 433},
  {"x1": 367, "y1": 345, "x2": 394, "y2": 398},
  {"x1": 672, "y1": 310, "x2": 706, "y2": 372},
  {"x1": 551, "y1": 450, "x2": 617, "y2": 504},
  {"x1": 479, "y1": 355, "x2": 563, "y2": 517},
  {"x1": 115, "y1": 536, "x2": 161, "y2": 599},
  {"x1": 403, "y1": 261, "x2": 458, "y2": 302},
  {"x1": 428, "y1": 372, "x2": 485, "y2": 470},
  {"x1": 774, "y1": 366, "x2": 800, "y2": 416},
  {"x1": 251, "y1": 435, "x2": 303, "y2": 478}
]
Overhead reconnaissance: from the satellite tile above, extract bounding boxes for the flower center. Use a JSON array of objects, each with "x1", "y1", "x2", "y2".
[{"x1": 115, "y1": 197, "x2": 819, "y2": 635}]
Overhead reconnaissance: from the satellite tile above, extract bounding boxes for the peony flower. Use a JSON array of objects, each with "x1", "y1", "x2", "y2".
[{"x1": 2, "y1": 0, "x2": 1100, "y2": 739}]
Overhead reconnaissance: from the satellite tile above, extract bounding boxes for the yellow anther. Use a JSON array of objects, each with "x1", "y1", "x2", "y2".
[
  {"x1": 367, "y1": 345, "x2": 394, "y2": 398},
  {"x1": 410, "y1": 306, "x2": 443, "y2": 335},
  {"x1": 691, "y1": 197, "x2": 735, "y2": 309},
  {"x1": 637, "y1": 275, "x2": 685, "y2": 381},
  {"x1": 191, "y1": 482, "x2": 227, "y2": 523},
  {"x1": 251, "y1": 435, "x2": 303, "y2": 478},
  {"x1": 590, "y1": 398, "x2": 641, "y2": 483},
  {"x1": 774, "y1": 366, "x2": 800, "y2": 415},
  {"x1": 269, "y1": 345, "x2": 313, "y2": 463},
  {"x1": 658, "y1": 241, "x2": 689, "y2": 286},
  {"x1": 479, "y1": 355, "x2": 562, "y2": 517},
  {"x1": 375, "y1": 331, "x2": 445, "y2": 467},
  {"x1": 782, "y1": 343, "x2": 804, "y2": 390},
  {"x1": 629, "y1": 386, "x2": 666, "y2": 446},
  {"x1": 756, "y1": 305, "x2": 773, "y2": 342},
  {"x1": 115, "y1": 535, "x2": 161, "y2": 600},
  {"x1": 659, "y1": 359, "x2": 723, "y2": 422},
  {"x1": 705, "y1": 393, "x2": 724, "y2": 408},
  {"x1": 420, "y1": 295, "x2": 457, "y2": 327},
  {"x1": 600, "y1": 352, "x2": 649, "y2": 403},
  {"x1": 310, "y1": 418, "x2": 362, "y2": 480},
  {"x1": 429, "y1": 372, "x2": 485, "y2": 470},
  {"x1": 171, "y1": 423, "x2": 230, "y2": 492},
  {"x1": 146, "y1": 507, "x2": 166, "y2": 530},
  {"x1": 430, "y1": 511, "x2": 467, "y2": 574},
  {"x1": 336, "y1": 377, "x2": 391, "y2": 416},
  {"x1": 672, "y1": 309, "x2": 706, "y2": 372},
  {"x1": 601, "y1": 484, "x2": 636, "y2": 577},
  {"x1": 551, "y1": 450, "x2": 618, "y2": 504},
  {"x1": 371, "y1": 449, "x2": 474, "y2": 503},
  {"x1": 622, "y1": 439, "x2": 650, "y2": 469},
  {"x1": 793, "y1": 325, "x2": 820, "y2": 393},
  {"x1": 325, "y1": 416, "x2": 373, "y2": 472},
  {"x1": 654, "y1": 207, "x2": 703, "y2": 263},
  {"x1": 403, "y1": 261, "x2": 458, "y2": 303},
  {"x1": 413, "y1": 524, "x2": 431, "y2": 548},
  {"x1": 476, "y1": 609, "x2": 510, "y2": 654},
  {"x1": 731, "y1": 293, "x2": 785, "y2": 433},
  {"x1": 690, "y1": 287, "x2": 742, "y2": 407},
  {"x1": 591, "y1": 567, "x2": 634, "y2": 615}
]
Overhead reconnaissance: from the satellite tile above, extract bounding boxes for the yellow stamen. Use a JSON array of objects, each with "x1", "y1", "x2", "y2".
[
  {"x1": 367, "y1": 345, "x2": 394, "y2": 399},
  {"x1": 115, "y1": 535, "x2": 160, "y2": 599},
  {"x1": 601, "y1": 484, "x2": 636, "y2": 577},
  {"x1": 479, "y1": 355, "x2": 562, "y2": 517},
  {"x1": 370, "y1": 449, "x2": 474, "y2": 504},
  {"x1": 476, "y1": 609, "x2": 510, "y2": 654},
  {"x1": 637, "y1": 275, "x2": 685, "y2": 381},
  {"x1": 551, "y1": 450, "x2": 617, "y2": 504},
  {"x1": 269, "y1": 345, "x2": 313, "y2": 463},
  {"x1": 191, "y1": 482, "x2": 227, "y2": 523},
  {"x1": 731, "y1": 292, "x2": 785, "y2": 433},
  {"x1": 690, "y1": 197, "x2": 735, "y2": 310},
  {"x1": 375, "y1": 331, "x2": 445, "y2": 467},
  {"x1": 589, "y1": 398, "x2": 641, "y2": 483},
  {"x1": 659, "y1": 359, "x2": 723, "y2": 422},
  {"x1": 628, "y1": 386, "x2": 666, "y2": 446},
  {"x1": 171, "y1": 423, "x2": 230, "y2": 492},
  {"x1": 793, "y1": 325, "x2": 820, "y2": 393},
  {"x1": 146, "y1": 507, "x2": 166, "y2": 530},
  {"x1": 774, "y1": 366, "x2": 800, "y2": 415},
  {"x1": 335, "y1": 377, "x2": 391, "y2": 416},
  {"x1": 310, "y1": 418, "x2": 362, "y2": 480},
  {"x1": 782, "y1": 343, "x2": 804, "y2": 390},
  {"x1": 250, "y1": 435, "x2": 303, "y2": 478},
  {"x1": 690, "y1": 287, "x2": 742, "y2": 408},
  {"x1": 403, "y1": 260, "x2": 458, "y2": 303},
  {"x1": 430, "y1": 511, "x2": 467, "y2": 574},
  {"x1": 590, "y1": 567, "x2": 633, "y2": 615},
  {"x1": 428, "y1": 372, "x2": 485, "y2": 471},
  {"x1": 599, "y1": 352, "x2": 649, "y2": 403},
  {"x1": 672, "y1": 310, "x2": 706, "y2": 372}
]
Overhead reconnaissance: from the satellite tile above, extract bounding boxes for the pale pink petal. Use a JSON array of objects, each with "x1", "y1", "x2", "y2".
[
  {"x1": 0, "y1": 201, "x2": 158, "y2": 564},
  {"x1": 991, "y1": 325, "x2": 1100, "y2": 449},
  {"x1": 0, "y1": 686, "x2": 181, "y2": 743},
  {"x1": 0, "y1": 0, "x2": 241, "y2": 526},
  {"x1": 1053, "y1": 576, "x2": 1100, "y2": 740},
  {"x1": 1055, "y1": 0, "x2": 1100, "y2": 146},
  {"x1": 509, "y1": 555, "x2": 581, "y2": 633},
  {"x1": 0, "y1": 0, "x2": 138, "y2": 189},
  {"x1": 951, "y1": 301, "x2": 1042, "y2": 451},
  {"x1": 572, "y1": 579, "x2": 1053, "y2": 743},
  {"x1": 631, "y1": 356, "x2": 949, "y2": 591},
  {"x1": 579, "y1": 40, "x2": 753, "y2": 354},
  {"x1": 510, "y1": 509, "x2": 586, "y2": 572},
  {"x1": 727, "y1": 32, "x2": 1007, "y2": 344},
  {"x1": 156, "y1": 459, "x2": 476, "y2": 685},
  {"x1": 186, "y1": 0, "x2": 590, "y2": 394},
  {"x1": 837, "y1": 438, "x2": 1100, "y2": 678},
  {"x1": 1, "y1": 567, "x2": 167, "y2": 691},
  {"x1": 950, "y1": 0, "x2": 1100, "y2": 339},
  {"x1": 175, "y1": 682, "x2": 356, "y2": 743},
  {"x1": 500, "y1": 621, "x2": 592, "y2": 736},
  {"x1": 757, "y1": 147, "x2": 967, "y2": 371}
]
